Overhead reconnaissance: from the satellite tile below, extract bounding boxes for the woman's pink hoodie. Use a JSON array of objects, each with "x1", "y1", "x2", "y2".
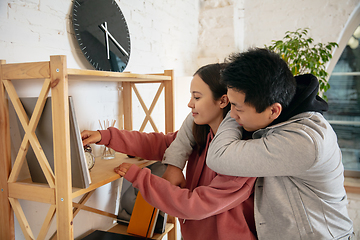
[{"x1": 98, "y1": 127, "x2": 257, "y2": 240}]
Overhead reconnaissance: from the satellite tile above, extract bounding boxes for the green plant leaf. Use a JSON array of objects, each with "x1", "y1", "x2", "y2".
[{"x1": 265, "y1": 28, "x2": 338, "y2": 98}]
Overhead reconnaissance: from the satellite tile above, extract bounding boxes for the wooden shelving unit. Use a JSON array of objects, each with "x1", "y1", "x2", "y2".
[{"x1": 0, "y1": 56, "x2": 176, "y2": 240}]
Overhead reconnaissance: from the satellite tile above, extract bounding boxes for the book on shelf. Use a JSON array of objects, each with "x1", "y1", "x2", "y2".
[
  {"x1": 117, "y1": 162, "x2": 168, "y2": 236},
  {"x1": 154, "y1": 210, "x2": 168, "y2": 234},
  {"x1": 69, "y1": 96, "x2": 92, "y2": 186},
  {"x1": 9, "y1": 96, "x2": 91, "y2": 188},
  {"x1": 126, "y1": 191, "x2": 159, "y2": 238}
]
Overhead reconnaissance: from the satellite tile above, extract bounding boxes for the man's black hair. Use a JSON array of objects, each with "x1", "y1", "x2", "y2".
[{"x1": 221, "y1": 48, "x2": 296, "y2": 113}]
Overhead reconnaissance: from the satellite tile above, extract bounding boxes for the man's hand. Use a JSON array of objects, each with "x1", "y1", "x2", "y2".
[
  {"x1": 81, "y1": 130, "x2": 102, "y2": 146},
  {"x1": 114, "y1": 163, "x2": 133, "y2": 177},
  {"x1": 162, "y1": 165, "x2": 186, "y2": 188}
]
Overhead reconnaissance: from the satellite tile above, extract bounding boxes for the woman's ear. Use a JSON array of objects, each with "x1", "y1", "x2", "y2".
[
  {"x1": 219, "y1": 95, "x2": 229, "y2": 109},
  {"x1": 269, "y1": 103, "x2": 282, "y2": 120}
]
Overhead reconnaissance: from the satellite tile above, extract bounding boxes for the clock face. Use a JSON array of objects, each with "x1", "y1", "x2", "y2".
[
  {"x1": 85, "y1": 151, "x2": 95, "y2": 170},
  {"x1": 72, "y1": 0, "x2": 131, "y2": 72}
]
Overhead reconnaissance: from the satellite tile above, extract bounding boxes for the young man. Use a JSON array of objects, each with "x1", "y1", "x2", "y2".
[{"x1": 162, "y1": 48, "x2": 354, "y2": 240}]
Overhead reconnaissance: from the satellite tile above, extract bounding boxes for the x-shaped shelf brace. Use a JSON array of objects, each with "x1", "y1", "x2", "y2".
[
  {"x1": 3, "y1": 78, "x2": 57, "y2": 240},
  {"x1": 131, "y1": 82, "x2": 165, "y2": 133},
  {"x1": 5, "y1": 78, "x2": 54, "y2": 186}
]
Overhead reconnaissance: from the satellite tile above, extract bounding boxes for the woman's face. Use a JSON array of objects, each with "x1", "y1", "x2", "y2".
[{"x1": 188, "y1": 74, "x2": 226, "y2": 133}]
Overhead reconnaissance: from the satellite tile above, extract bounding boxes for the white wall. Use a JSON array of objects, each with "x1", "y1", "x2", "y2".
[
  {"x1": 0, "y1": 0, "x2": 198, "y2": 239},
  {"x1": 197, "y1": 0, "x2": 238, "y2": 66},
  {"x1": 244, "y1": 0, "x2": 360, "y2": 49},
  {"x1": 197, "y1": 0, "x2": 360, "y2": 64}
]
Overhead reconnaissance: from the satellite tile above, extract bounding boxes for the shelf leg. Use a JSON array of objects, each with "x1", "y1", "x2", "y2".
[
  {"x1": 0, "y1": 59, "x2": 15, "y2": 240},
  {"x1": 50, "y1": 55, "x2": 73, "y2": 240},
  {"x1": 164, "y1": 70, "x2": 174, "y2": 133}
]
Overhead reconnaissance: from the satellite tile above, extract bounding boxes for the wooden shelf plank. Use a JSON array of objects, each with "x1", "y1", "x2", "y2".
[
  {"x1": 107, "y1": 222, "x2": 174, "y2": 240},
  {"x1": 67, "y1": 68, "x2": 171, "y2": 82},
  {"x1": 14, "y1": 154, "x2": 156, "y2": 200},
  {"x1": 72, "y1": 153, "x2": 156, "y2": 199},
  {"x1": 2, "y1": 61, "x2": 50, "y2": 80},
  {"x1": 8, "y1": 182, "x2": 55, "y2": 204}
]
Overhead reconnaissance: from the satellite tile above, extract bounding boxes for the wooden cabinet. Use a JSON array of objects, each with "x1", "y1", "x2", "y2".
[{"x1": 0, "y1": 56, "x2": 176, "y2": 240}]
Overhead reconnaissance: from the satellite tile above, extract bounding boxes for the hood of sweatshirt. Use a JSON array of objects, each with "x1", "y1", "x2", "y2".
[{"x1": 271, "y1": 74, "x2": 328, "y2": 126}]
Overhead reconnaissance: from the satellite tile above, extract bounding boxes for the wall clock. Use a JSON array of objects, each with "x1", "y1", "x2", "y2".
[{"x1": 72, "y1": 0, "x2": 131, "y2": 72}]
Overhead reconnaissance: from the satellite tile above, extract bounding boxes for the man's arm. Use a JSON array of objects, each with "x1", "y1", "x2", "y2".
[
  {"x1": 162, "y1": 112, "x2": 196, "y2": 169},
  {"x1": 206, "y1": 113, "x2": 316, "y2": 177},
  {"x1": 161, "y1": 110, "x2": 316, "y2": 178}
]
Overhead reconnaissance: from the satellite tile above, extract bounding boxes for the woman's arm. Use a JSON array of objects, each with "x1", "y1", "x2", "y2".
[
  {"x1": 97, "y1": 127, "x2": 177, "y2": 160},
  {"x1": 117, "y1": 164, "x2": 256, "y2": 220}
]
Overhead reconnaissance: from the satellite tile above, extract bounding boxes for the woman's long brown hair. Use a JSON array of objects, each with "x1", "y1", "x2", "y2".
[{"x1": 192, "y1": 63, "x2": 230, "y2": 154}]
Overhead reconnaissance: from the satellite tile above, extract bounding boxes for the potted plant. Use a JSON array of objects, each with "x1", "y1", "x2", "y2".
[{"x1": 266, "y1": 28, "x2": 338, "y2": 99}]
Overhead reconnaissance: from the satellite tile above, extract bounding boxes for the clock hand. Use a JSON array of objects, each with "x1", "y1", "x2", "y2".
[
  {"x1": 99, "y1": 23, "x2": 129, "y2": 57},
  {"x1": 104, "y1": 22, "x2": 110, "y2": 59}
]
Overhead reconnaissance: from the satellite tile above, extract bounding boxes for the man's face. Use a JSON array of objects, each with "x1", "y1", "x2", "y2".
[{"x1": 227, "y1": 88, "x2": 275, "y2": 132}]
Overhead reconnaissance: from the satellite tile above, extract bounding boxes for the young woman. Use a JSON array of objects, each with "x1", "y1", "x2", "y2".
[{"x1": 81, "y1": 63, "x2": 257, "y2": 240}]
